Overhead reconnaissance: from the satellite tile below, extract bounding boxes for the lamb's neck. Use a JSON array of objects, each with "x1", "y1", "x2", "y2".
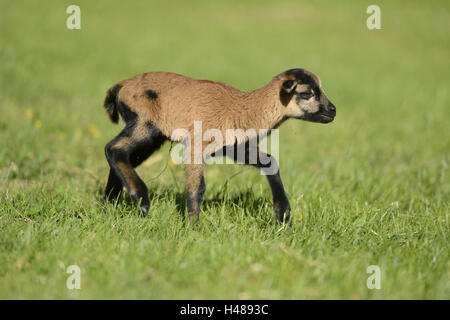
[{"x1": 238, "y1": 82, "x2": 285, "y2": 131}]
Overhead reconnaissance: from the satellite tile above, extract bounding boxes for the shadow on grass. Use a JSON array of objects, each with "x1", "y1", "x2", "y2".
[{"x1": 101, "y1": 185, "x2": 271, "y2": 221}]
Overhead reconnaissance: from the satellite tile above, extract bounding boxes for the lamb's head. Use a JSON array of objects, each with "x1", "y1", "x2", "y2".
[{"x1": 278, "y1": 68, "x2": 336, "y2": 123}]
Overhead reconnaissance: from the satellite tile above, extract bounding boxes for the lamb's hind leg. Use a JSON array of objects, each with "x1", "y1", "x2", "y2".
[
  {"x1": 104, "y1": 121, "x2": 166, "y2": 215},
  {"x1": 104, "y1": 168, "x2": 123, "y2": 202}
]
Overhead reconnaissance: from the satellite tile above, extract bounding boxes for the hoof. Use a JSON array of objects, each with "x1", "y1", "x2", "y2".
[
  {"x1": 187, "y1": 213, "x2": 199, "y2": 223},
  {"x1": 140, "y1": 205, "x2": 149, "y2": 216},
  {"x1": 276, "y1": 204, "x2": 291, "y2": 226}
]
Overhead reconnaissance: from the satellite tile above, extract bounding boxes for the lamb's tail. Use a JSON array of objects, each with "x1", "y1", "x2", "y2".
[{"x1": 103, "y1": 84, "x2": 122, "y2": 123}]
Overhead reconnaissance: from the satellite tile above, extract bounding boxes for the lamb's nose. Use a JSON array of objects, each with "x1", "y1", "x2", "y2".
[{"x1": 328, "y1": 103, "x2": 336, "y2": 113}]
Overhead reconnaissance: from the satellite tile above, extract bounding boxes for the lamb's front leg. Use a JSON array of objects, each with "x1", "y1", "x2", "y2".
[
  {"x1": 265, "y1": 169, "x2": 291, "y2": 225},
  {"x1": 228, "y1": 144, "x2": 291, "y2": 225},
  {"x1": 257, "y1": 152, "x2": 291, "y2": 225},
  {"x1": 185, "y1": 163, "x2": 206, "y2": 221}
]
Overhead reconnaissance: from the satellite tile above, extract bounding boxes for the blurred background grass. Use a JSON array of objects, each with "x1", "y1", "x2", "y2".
[{"x1": 0, "y1": 0, "x2": 448, "y2": 299}]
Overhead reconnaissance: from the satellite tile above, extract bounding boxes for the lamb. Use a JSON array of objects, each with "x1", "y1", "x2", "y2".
[{"x1": 103, "y1": 68, "x2": 336, "y2": 224}]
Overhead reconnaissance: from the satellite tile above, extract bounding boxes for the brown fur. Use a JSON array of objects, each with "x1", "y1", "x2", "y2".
[
  {"x1": 112, "y1": 72, "x2": 288, "y2": 142},
  {"x1": 116, "y1": 162, "x2": 139, "y2": 194},
  {"x1": 185, "y1": 163, "x2": 205, "y2": 220}
]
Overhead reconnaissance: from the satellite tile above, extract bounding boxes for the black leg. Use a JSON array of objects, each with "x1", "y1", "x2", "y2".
[
  {"x1": 104, "y1": 168, "x2": 123, "y2": 201},
  {"x1": 104, "y1": 121, "x2": 166, "y2": 215},
  {"x1": 264, "y1": 167, "x2": 291, "y2": 224},
  {"x1": 224, "y1": 143, "x2": 291, "y2": 225}
]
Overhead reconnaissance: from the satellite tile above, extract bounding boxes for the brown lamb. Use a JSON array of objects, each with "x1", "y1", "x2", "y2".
[{"x1": 103, "y1": 68, "x2": 336, "y2": 224}]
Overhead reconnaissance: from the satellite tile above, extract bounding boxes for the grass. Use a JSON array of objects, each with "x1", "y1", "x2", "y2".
[{"x1": 0, "y1": 0, "x2": 449, "y2": 299}]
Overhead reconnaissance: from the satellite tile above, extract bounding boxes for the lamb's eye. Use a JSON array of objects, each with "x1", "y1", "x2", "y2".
[{"x1": 299, "y1": 92, "x2": 313, "y2": 100}]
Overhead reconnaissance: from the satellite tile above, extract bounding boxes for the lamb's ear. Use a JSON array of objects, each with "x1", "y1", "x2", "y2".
[
  {"x1": 280, "y1": 79, "x2": 297, "y2": 93},
  {"x1": 279, "y1": 79, "x2": 297, "y2": 106}
]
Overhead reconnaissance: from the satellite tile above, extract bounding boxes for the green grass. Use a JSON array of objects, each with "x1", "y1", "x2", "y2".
[{"x1": 0, "y1": 0, "x2": 449, "y2": 299}]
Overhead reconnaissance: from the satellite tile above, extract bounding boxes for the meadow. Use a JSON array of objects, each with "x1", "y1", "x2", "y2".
[{"x1": 0, "y1": 0, "x2": 448, "y2": 299}]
